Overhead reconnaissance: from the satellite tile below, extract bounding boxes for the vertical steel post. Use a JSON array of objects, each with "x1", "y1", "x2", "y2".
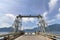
[
  {"x1": 15, "y1": 16, "x2": 19, "y2": 32},
  {"x1": 14, "y1": 16, "x2": 21, "y2": 32},
  {"x1": 38, "y1": 15, "x2": 45, "y2": 33},
  {"x1": 19, "y1": 15, "x2": 22, "y2": 31},
  {"x1": 38, "y1": 15, "x2": 41, "y2": 32}
]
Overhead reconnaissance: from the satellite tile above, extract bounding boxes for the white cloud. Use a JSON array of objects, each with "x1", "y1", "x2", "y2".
[
  {"x1": 29, "y1": 18, "x2": 35, "y2": 23},
  {"x1": 0, "y1": 23, "x2": 11, "y2": 28},
  {"x1": 56, "y1": 13, "x2": 60, "y2": 20},
  {"x1": 48, "y1": 0, "x2": 58, "y2": 11},
  {"x1": 42, "y1": 11, "x2": 48, "y2": 20},
  {"x1": 22, "y1": 26, "x2": 37, "y2": 29},
  {"x1": 42, "y1": 11, "x2": 56, "y2": 25},
  {"x1": 45, "y1": 19, "x2": 55, "y2": 25},
  {"x1": 0, "y1": 13, "x2": 37, "y2": 28},
  {"x1": 59, "y1": 8, "x2": 60, "y2": 12},
  {"x1": 5, "y1": 13, "x2": 15, "y2": 20},
  {"x1": 22, "y1": 18, "x2": 35, "y2": 23},
  {"x1": 0, "y1": 13, "x2": 15, "y2": 28},
  {"x1": 47, "y1": 19, "x2": 55, "y2": 23},
  {"x1": 56, "y1": 8, "x2": 60, "y2": 20},
  {"x1": 22, "y1": 18, "x2": 29, "y2": 22}
]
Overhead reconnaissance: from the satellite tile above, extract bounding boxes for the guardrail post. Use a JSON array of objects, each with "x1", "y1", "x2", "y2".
[{"x1": 8, "y1": 35, "x2": 10, "y2": 40}]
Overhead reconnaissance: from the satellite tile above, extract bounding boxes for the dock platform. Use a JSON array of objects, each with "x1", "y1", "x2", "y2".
[{"x1": 15, "y1": 35, "x2": 52, "y2": 40}]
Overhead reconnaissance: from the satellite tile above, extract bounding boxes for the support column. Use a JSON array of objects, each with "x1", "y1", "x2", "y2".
[
  {"x1": 38, "y1": 15, "x2": 42, "y2": 32},
  {"x1": 18, "y1": 15, "x2": 22, "y2": 31},
  {"x1": 38, "y1": 15, "x2": 45, "y2": 33},
  {"x1": 14, "y1": 15, "x2": 21, "y2": 33},
  {"x1": 41, "y1": 18, "x2": 46, "y2": 33}
]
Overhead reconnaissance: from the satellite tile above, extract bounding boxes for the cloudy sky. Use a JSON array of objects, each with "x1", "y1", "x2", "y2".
[{"x1": 0, "y1": 0, "x2": 60, "y2": 29}]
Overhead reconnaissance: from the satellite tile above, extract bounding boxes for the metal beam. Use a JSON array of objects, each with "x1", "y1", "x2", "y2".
[
  {"x1": 17, "y1": 15, "x2": 42, "y2": 18},
  {"x1": 13, "y1": 15, "x2": 46, "y2": 33}
]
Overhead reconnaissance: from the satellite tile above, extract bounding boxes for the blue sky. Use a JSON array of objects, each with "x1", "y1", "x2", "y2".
[{"x1": 0, "y1": 0, "x2": 60, "y2": 29}]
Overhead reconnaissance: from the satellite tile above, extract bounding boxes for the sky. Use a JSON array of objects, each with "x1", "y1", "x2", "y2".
[{"x1": 0, "y1": 0, "x2": 60, "y2": 29}]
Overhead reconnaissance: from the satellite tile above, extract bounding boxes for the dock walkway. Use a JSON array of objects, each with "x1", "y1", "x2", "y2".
[{"x1": 15, "y1": 35, "x2": 51, "y2": 40}]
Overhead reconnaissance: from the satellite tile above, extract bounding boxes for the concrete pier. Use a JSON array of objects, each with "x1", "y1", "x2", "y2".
[{"x1": 15, "y1": 35, "x2": 52, "y2": 40}]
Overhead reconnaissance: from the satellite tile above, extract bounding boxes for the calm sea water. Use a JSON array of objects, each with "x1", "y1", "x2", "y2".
[
  {"x1": 46, "y1": 32, "x2": 60, "y2": 40},
  {"x1": 0, "y1": 32, "x2": 10, "y2": 39},
  {"x1": 0, "y1": 32, "x2": 9, "y2": 34}
]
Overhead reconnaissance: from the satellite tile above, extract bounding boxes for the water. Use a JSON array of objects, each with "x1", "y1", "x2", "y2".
[
  {"x1": 46, "y1": 32, "x2": 60, "y2": 40},
  {"x1": 0, "y1": 32, "x2": 9, "y2": 39},
  {"x1": 0, "y1": 32, "x2": 9, "y2": 34}
]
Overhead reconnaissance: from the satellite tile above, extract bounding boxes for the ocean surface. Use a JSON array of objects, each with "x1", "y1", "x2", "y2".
[
  {"x1": 0, "y1": 32, "x2": 9, "y2": 34},
  {"x1": 0, "y1": 32, "x2": 10, "y2": 39},
  {"x1": 46, "y1": 32, "x2": 60, "y2": 40}
]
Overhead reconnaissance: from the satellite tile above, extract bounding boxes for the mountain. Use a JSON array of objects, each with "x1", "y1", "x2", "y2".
[
  {"x1": 46, "y1": 24, "x2": 60, "y2": 32},
  {"x1": 0, "y1": 27, "x2": 14, "y2": 32},
  {"x1": 24, "y1": 24, "x2": 60, "y2": 32},
  {"x1": 23, "y1": 27, "x2": 42, "y2": 32},
  {"x1": 0, "y1": 24, "x2": 60, "y2": 32}
]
